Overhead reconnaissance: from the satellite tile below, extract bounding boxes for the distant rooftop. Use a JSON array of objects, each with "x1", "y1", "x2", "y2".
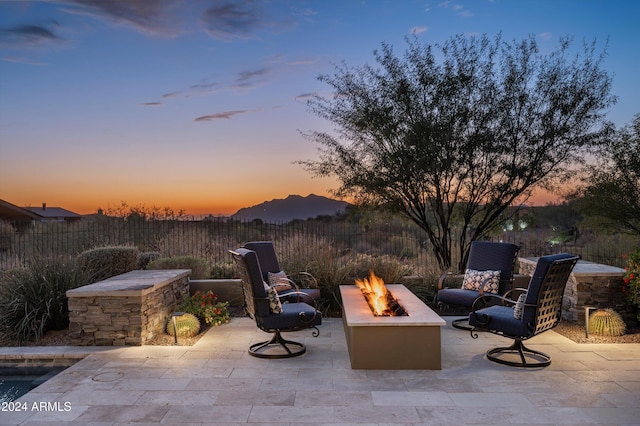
[{"x1": 25, "y1": 203, "x2": 81, "y2": 220}]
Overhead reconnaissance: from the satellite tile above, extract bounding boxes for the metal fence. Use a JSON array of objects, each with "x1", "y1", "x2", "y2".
[{"x1": 0, "y1": 216, "x2": 634, "y2": 275}]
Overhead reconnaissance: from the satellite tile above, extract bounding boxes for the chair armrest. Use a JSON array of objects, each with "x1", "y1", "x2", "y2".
[
  {"x1": 276, "y1": 276, "x2": 300, "y2": 291},
  {"x1": 287, "y1": 271, "x2": 319, "y2": 289},
  {"x1": 438, "y1": 273, "x2": 464, "y2": 290},
  {"x1": 471, "y1": 293, "x2": 517, "y2": 311},
  {"x1": 502, "y1": 287, "x2": 528, "y2": 301},
  {"x1": 279, "y1": 290, "x2": 317, "y2": 307}
]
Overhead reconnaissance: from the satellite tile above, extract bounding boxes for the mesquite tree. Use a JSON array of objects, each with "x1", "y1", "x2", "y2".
[
  {"x1": 301, "y1": 34, "x2": 616, "y2": 272},
  {"x1": 573, "y1": 114, "x2": 640, "y2": 235}
]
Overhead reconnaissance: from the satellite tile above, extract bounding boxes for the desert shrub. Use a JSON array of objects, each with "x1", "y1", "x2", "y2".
[
  {"x1": 147, "y1": 255, "x2": 210, "y2": 279},
  {"x1": 273, "y1": 235, "x2": 346, "y2": 316},
  {"x1": 76, "y1": 246, "x2": 139, "y2": 282},
  {"x1": 138, "y1": 251, "x2": 161, "y2": 270},
  {"x1": 211, "y1": 261, "x2": 239, "y2": 279},
  {"x1": 347, "y1": 253, "x2": 412, "y2": 284},
  {"x1": 0, "y1": 256, "x2": 89, "y2": 343}
]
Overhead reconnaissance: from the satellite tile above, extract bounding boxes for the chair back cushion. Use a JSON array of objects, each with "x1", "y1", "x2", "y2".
[
  {"x1": 522, "y1": 253, "x2": 580, "y2": 334},
  {"x1": 467, "y1": 241, "x2": 519, "y2": 293},
  {"x1": 243, "y1": 241, "x2": 281, "y2": 280},
  {"x1": 231, "y1": 248, "x2": 270, "y2": 318}
]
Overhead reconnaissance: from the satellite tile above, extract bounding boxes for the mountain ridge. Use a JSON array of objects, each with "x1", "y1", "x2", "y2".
[{"x1": 232, "y1": 194, "x2": 349, "y2": 223}]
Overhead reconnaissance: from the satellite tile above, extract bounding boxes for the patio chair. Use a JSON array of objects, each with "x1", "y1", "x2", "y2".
[
  {"x1": 230, "y1": 248, "x2": 322, "y2": 358},
  {"x1": 243, "y1": 241, "x2": 321, "y2": 304},
  {"x1": 436, "y1": 241, "x2": 520, "y2": 330},
  {"x1": 469, "y1": 253, "x2": 579, "y2": 367}
]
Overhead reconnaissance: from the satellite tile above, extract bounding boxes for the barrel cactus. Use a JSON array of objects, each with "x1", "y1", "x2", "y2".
[
  {"x1": 166, "y1": 313, "x2": 201, "y2": 338},
  {"x1": 588, "y1": 308, "x2": 626, "y2": 337}
]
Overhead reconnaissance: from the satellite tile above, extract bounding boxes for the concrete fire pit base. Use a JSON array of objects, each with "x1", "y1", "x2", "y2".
[{"x1": 340, "y1": 284, "x2": 446, "y2": 369}]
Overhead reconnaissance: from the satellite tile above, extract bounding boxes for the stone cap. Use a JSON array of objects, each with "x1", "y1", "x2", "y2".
[
  {"x1": 66, "y1": 269, "x2": 191, "y2": 298},
  {"x1": 519, "y1": 257, "x2": 624, "y2": 277}
]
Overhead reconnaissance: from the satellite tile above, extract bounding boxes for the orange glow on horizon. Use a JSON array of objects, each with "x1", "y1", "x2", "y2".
[{"x1": 2, "y1": 184, "x2": 562, "y2": 217}]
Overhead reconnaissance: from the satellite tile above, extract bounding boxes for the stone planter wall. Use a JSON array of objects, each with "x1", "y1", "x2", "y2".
[
  {"x1": 518, "y1": 258, "x2": 633, "y2": 324},
  {"x1": 66, "y1": 270, "x2": 191, "y2": 346}
]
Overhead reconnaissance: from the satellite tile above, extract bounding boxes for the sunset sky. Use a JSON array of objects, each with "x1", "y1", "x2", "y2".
[{"x1": 1, "y1": 0, "x2": 638, "y2": 216}]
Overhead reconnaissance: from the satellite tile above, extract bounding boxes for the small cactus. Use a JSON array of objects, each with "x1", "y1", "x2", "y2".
[
  {"x1": 166, "y1": 313, "x2": 201, "y2": 338},
  {"x1": 588, "y1": 308, "x2": 626, "y2": 337}
]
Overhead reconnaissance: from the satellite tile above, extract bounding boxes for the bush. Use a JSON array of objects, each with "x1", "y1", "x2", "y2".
[
  {"x1": 622, "y1": 248, "x2": 640, "y2": 320},
  {"x1": 178, "y1": 291, "x2": 230, "y2": 326},
  {"x1": 76, "y1": 246, "x2": 139, "y2": 282},
  {"x1": 147, "y1": 255, "x2": 210, "y2": 279},
  {"x1": 138, "y1": 251, "x2": 161, "y2": 270},
  {"x1": 211, "y1": 262, "x2": 239, "y2": 279},
  {"x1": 0, "y1": 256, "x2": 89, "y2": 343}
]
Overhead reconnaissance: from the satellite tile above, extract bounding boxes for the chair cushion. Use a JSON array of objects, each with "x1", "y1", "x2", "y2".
[
  {"x1": 259, "y1": 302, "x2": 322, "y2": 330},
  {"x1": 268, "y1": 271, "x2": 293, "y2": 292},
  {"x1": 438, "y1": 288, "x2": 481, "y2": 306},
  {"x1": 462, "y1": 269, "x2": 501, "y2": 294},
  {"x1": 469, "y1": 305, "x2": 533, "y2": 338},
  {"x1": 513, "y1": 292, "x2": 527, "y2": 319},
  {"x1": 264, "y1": 282, "x2": 282, "y2": 314}
]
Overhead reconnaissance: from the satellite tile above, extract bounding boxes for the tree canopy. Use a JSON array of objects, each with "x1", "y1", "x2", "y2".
[
  {"x1": 573, "y1": 114, "x2": 640, "y2": 235},
  {"x1": 301, "y1": 33, "x2": 616, "y2": 272}
]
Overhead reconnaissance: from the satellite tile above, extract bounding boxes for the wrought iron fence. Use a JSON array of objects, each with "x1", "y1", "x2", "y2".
[{"x1": 0, "y1": 216, "x2": 634, "y2": 274}]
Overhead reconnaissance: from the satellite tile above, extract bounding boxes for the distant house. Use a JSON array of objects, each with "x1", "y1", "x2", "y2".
[
  {"x1": 0, "y1": 199, "x2": 40, "y2": 223},
  {"x1": 0, "y1": 199, "x2": 81, "y2": 223},
  {"x1": 25, "y1": 203, "x2": 82, "y2": 223}
]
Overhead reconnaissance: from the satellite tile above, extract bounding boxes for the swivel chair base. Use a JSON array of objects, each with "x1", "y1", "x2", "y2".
[
  {"x1": 451, "y1": 317, "x2": 474, "y2": 331},
  {"x1": 486, "y1": 339, "x2": 551, "y2": 368},
  {"x1": 249, "y1": 330, "x2": 306, "y2": 359}
]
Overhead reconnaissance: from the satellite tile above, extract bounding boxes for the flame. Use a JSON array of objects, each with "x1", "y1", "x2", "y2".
[{"x1": 354, "y1": 271, "x2": 389, "y2": 316}]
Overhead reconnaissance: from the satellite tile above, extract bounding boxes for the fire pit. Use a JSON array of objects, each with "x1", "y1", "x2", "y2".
[{"x1": 340, "y1": 283, "x2": 446, "y2": 369}]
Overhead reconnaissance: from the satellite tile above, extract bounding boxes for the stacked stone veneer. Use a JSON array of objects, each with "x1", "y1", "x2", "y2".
[
  {"x1": 66, "y1": 270, "x2": 191, "y2": 346},
  {"x1": 518, "y1": 258, "x2": 633, "y2": 324}
]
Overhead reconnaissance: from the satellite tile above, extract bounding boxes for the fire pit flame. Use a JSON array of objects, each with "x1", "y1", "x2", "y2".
[{"x1": 354, "y1": 271, "x2": 408, "y2": 317}]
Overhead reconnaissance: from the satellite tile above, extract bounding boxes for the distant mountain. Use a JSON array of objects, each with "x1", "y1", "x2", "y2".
[{"x1": 232, "y1": 194, "x2": 350, "y2": 223}]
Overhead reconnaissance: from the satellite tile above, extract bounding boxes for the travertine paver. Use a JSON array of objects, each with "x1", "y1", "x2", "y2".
[{"x1": 1, "y1": 317, "x2": 639, "y2": 425}]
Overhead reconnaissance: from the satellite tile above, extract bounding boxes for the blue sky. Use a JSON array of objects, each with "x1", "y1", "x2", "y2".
[{"x1": 1, "y1": 0, "x2": 638, "y2": 215}]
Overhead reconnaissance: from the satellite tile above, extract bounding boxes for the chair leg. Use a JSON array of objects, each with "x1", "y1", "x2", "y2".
[
  {"x1": 248, "y1": 330, "x2": 306, "y2": 359},
  {"x1": 486, "y1": 339, "x2": 551, "y2": 368}
]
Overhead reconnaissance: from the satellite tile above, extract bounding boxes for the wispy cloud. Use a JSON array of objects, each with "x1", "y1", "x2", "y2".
[
  {"x1": 139, "y1": 102, "x2": 163, "y2": 107},
  {"x1": 194, "y1": 109, "x2": 251, "y2": 122},
  {"x1": 200, "y1": 1, "x2": 295, "y2": 42},
  {"x1": 411, "y1": 26, "x2": 428, "y2": 35},
  {"x1": 437, "y1": 1, "x2": 473, "y2": 18},
  {"x1": 294, "y1": 92, "x2": 317, "y2": 102},
  {"x1": 236, "y1": 67, "x2": 269, "y2": 83},
  {"x1": 63, "y1": 0, "x2": 182, "y2": 36},
  {"x1": 1, "y1": 56, "x2": 47, "y2": 66},
  {"x1": 0, "y1": 23, "x2": 63, "y2": 47}
]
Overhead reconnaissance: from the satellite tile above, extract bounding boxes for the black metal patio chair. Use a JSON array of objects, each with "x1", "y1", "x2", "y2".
[
  {"x1": 469, "y1": 253, "x2": 580, "y2": 368},
  {"x1": 436, "y1": 241, "x2": 520, "y2": 330},
  {"x1": 230, "y1": 248, "x2": 322, "y2": 359}
]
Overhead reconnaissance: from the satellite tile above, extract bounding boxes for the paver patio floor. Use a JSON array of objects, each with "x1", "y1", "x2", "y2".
[{"x1": 2, "y1": 317, "x2": 639, "y2": 425}]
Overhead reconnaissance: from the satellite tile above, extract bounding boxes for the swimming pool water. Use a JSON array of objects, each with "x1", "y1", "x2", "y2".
[{"x1": 0, "y1": 367, "x2": 66, "y2": 403}]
